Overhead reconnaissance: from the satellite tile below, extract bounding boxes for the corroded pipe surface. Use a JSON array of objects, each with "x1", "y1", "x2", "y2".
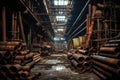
[
  {"x1": 92, "y1": 55, "x2": 120, "y2": 67},
  {"x1": 92, "y1": 60, "x2": 120, "y2": 74},
  {"x1": 77, "y1": 49, "x2": 88, "y2": 54},
  {"x1": 70, "y1": 59, "x2": 82, "y2": 67},
  {"x1": 72, "y1": 54, "x2": 84, "y2": 62},
  {"x1": 93, "y1": 68, "x2": 107, "y2": 80},
  {"x1": 100, "y1": 47, "x2": 120, "y2": 53}
]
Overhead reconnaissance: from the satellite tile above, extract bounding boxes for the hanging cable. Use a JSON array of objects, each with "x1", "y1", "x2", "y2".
[
  {"x1": 66, "y1": 0, "x2": 90, "y2": 35},
  {"x1": 71, "y1": 27, "x2": 86, "y2": 39},
  {"x1": 67, "y1": 19, "x2": 87, "y2": 39}
]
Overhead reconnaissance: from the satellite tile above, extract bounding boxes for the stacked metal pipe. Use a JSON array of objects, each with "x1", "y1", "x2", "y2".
[
  {"x1": 0, "y1": 41, "x2": 42, "y2": 80},
  {"x1": 91, "y1": 39, "x2": 120, "y2": 80},
  {"x1": 66, "y1": 49, "x2": 91, "y2": 73}
]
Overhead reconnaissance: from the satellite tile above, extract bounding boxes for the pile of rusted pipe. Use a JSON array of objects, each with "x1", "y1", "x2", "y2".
[
  {"x1": 66, "y1": 49, "x2": 91, "y2": 72},
  {"x1": 91, "y1": 39, "x2": 120, "y2": 80},
  {"x1": 0, "y1": 41, "x2": 42, "y2": 80}
]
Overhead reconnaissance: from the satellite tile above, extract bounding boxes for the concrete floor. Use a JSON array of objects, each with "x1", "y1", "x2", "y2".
[{"x1": 31, "y1": 53, "x2": 101, "y2": 80}]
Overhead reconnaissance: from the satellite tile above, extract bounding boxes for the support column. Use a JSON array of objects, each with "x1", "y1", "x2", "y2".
[{"x1": 2, "y1": 6, "x2": 6, "y2": 41}]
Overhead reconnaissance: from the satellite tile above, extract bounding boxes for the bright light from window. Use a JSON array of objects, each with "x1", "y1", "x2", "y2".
[
  {"x1": 54, "y1": 0, "x2": 68, "y2": 6},
  {"x1": 59, "y1": 11, "x2": 63, "y2": 14},
  {"x1": 56, "y1": 16, "x2": 66, "y2": 21},
  {"x1": 61, "y1": 37, "x2": 65, "y2": 40},
  {"x1": 57, "y1": 28, "x2": 64, "y2": 31},
  {"x1": 56, "y1": 16, "x2": 65, "y2": 19},
  {"x1": 54, "y1": 37, "x2": 60, "y2": 41}
]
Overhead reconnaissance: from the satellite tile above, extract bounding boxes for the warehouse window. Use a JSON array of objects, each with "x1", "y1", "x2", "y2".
[
  {"x1": 56, "y1": 15, "x2": 66, "y2": 22},
  {"x1": 54, "y1": 0, "x2": 68, "y2": 6}
]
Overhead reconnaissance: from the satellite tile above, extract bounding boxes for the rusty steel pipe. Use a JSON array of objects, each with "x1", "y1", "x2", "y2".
[
  {"x1": 92, "y1": 55, "x2": 120, "y2": 67},
  {"x1": 99, "y1": 53, "x2": 120, "y2": 58},
  {"x1": 0, "y1": 65, "x2": 11, "y2": 72},
  {"x1": 21, "y1": 59, "x2": 33, "y2": 65},
  {"x1": 22, "y1": 60, "x2": 38, "y2": 71},
  {"x1": 25, "y1": 52, "x2": 34, "y2": 59},
  {"x1": 83, "y1": 55, "x2": 91, "y2": 61},
  {"x1": 33, "y1": 54, "x2": 40, "y2": 58},
  {"x1": 9, "y1": 64, "x2": 22, "y2": 73},
  {"x1": 0, "y1": 51, "x2": 7, "y2": 58},
  {"x1": 70, "y1": 59, "x2": 82, "y2": 68},
  {"x1": 67, "y1": 52, "x2": 73, "y2": 60},
  {"x1": 0, "y1": 51, "x2": 12, "y2": 59},
  {"x1": 93, "y1": 65, "x2": 113, "y2": 78},
  {"x1": 93, "y1": 68, "x2": 108, "y2": 80},
  {"x1": 4, "y1": 51, "x2": 12, "y2": 60},
  {"x1": 0, "y1": 41, "x2": 21, "y2": 46},
  {"x1": 83, "y1": 61, "x2": 92, "y2": 70},
  {"x1": 18, "y1": 71, "x2": 30, "y2": 78},
  {"x1": 15, "y1": 55, "x2": 25, "y2": 60},
  {"x1": 72, "y1": 54, "x2": 85, "y2": 62},
  {"x1": 18, "y1": 51, "x2": 30, "y2": 55},
  {"x1": 82, "y1": 61, "x2": 91, "y2": 67},
  {"x1": 33, "y1": 55, "x2": 41, "y2": 61},
  {"x1": 77, "y1": 49, "x2": 88, "y2": 54},
  {"x1": 103, "y1": 43, "x2": 120, "y2": 47},
  {"x1": 100, "y1": 47, "x2": 120, "y2": 53},
  {"x1": 92, "y1": 60, "x2": 120, "y2": 74},
  {"x1": 0, "y1": 46, "x2": 15, "y2": 51},
  {"x1": 14, "y1": 60, "x2": 22, "y2": 64}
]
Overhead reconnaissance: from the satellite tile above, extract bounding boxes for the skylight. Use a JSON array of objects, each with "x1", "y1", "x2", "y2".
[
  {"x1": 57, "y1": 28, "x2": 64, "y2": 31},
  {"x1": 56, "y1": 15, "x2": 65, "y2": 19},
  {"x1": 54, "y1": 0, "x2": 68, "y2": 6},
  {"x1": 56, "y1": 15, "x2": 66, "y2": 21}
]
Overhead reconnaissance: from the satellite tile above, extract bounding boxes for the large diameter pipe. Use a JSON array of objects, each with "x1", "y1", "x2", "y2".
[
  {"x1": 93, "y1": 65, "x2": 112, "y2": 78},
  {"x1": 82, "y1": 61, "x2": 91, "y2": 68},
  {"x1": 92, "y1": 60, "x2": 120, "y2": 74},
  {"x1": 22, "y1": 60, "x2": 38, "y2": 71},
  {"x1": 99, "y1": 53, "x2": 120, "y2": 58},
  {"x1": 70, "y1": 59, "x2": 82, "y2": 68},
  {"x1": 100, "y1": 47, "x2": 120, "y2": 53},
  {"x1": 9, "y1": 64, "x2": 22, "y2": 73},
  {"x1": 93, "y1": 65, "x2": 117, "y2": 80},
  {"x1": 92, "y1": 55, "x2": 120, "y2": 67},
  {"x1": 93, "y1": 68, "x2": 108, "y2": 80},
  {"x1": 0, "y1": 51, "x2": 12, "y2": 59},
  {"x1": 72, "y1": 54, "x2": 84, "y2": 62},
  {"x1": 0, "y1": 65, "x2": 11, "y2": 72},
  {"x1": 18, "y1": 71, "x2": 30, "y2": 78}
]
